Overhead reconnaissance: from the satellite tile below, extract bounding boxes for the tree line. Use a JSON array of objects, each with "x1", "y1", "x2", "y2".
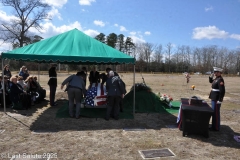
[{"x1": 1, "y1": 0, "x2": 239, "y2": 74}]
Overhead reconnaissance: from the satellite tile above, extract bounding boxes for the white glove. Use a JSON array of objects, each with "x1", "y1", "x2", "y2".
[
  {"x1": 210, "y1": 73, "x2": 214, "y2": 78},
  {"x1": 217, "y1": 101, "x2": 222, "y2": 104}
]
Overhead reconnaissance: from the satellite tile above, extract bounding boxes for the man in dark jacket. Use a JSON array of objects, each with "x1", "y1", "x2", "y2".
[
  {"x1": 48, "y1": 63, "x2": 58, "y2": 106},
  {"x1": 89, "y1": 67, "x2": 100, "y2": 85},
  {"x1": 209, "y1": 67, "x2": 225, "y2": 131},
  {"x1": 105, "y1": 71, "x2": 125, "y2": 120}
]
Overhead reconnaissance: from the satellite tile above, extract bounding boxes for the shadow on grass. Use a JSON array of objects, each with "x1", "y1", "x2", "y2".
[
  {"x1": 0, "y1": 99, "x2": 49, "y2": 117},
  {"x1": 29, "y1": 98, "x2": 179, "y2": 131}
]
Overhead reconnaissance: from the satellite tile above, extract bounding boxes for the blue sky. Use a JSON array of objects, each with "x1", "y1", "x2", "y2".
[{"x1": 1, "y1": 0, "x2": 240, "y2": 52}]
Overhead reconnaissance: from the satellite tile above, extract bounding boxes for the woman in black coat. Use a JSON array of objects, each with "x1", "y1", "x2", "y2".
[{"x1": 3, "y1": 65, "x2": 12, "y2": 79}]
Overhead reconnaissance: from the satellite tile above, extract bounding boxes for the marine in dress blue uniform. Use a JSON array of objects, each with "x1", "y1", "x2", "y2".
[{"x1": 209, "y1": 67, "x2": 225, "y2": 131}]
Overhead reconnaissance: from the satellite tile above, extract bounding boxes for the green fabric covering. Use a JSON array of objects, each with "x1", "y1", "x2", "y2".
[
  {"x1": 56, "y1": 102, "x2": 134, "y2": 119},
  {"x1": 56, "y1": 91, "x2": 181, "y2": 118},
  {"x1": 123, "y1": 90, "x2": 180, "y2": 114},
  {"x1": 2, "y1": 29, "x2": 135, "y2": 64}
]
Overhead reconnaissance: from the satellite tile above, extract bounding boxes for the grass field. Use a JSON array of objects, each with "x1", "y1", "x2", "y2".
[{"x1": 0, "y1": 72, "x2": 240, "y2": 159}]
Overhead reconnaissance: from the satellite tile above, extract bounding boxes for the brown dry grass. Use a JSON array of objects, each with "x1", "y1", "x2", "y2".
[{"x1": 1, "y1": 72, "x2": 240, "y2": 160}]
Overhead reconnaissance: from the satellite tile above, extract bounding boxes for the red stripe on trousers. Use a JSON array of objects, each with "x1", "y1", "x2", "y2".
[{"x1": 215, "y1": 102, "x2": 219, "y2": 130}]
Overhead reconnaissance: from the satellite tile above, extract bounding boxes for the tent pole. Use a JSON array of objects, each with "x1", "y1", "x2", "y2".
[
  {"x1": 133, "y1": 64, "x2": 135, "y2": 118},
  {"x1": 38, "y1": 63, "x2": 40, "y2": 83},
  {"x1": 2, "y1": 59, "x2": 6, "y2": 113}
]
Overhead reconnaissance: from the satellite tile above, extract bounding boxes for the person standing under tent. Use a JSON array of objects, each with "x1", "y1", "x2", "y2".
[
  {"x1": 89, "y1": 66, "x2": 100, "y2": 85},
  {"x1": 209, "y1": 67, "x2": 225, "y2": 131},
  {"x1": 81, "y1": 67, "x2": 87, "y2": 87},
  {"x1": 3, "y1": 65, "x2": 12, "y2": 79},
  {"x1": 61, "y1": 72, "x2": 86, "y2": 119},
  {"x1": 105, "y1": 71, "x2": 125, "y2": 121},
  {"x1": 48, "y1": 63, "x2": 58, "y2": 107}
]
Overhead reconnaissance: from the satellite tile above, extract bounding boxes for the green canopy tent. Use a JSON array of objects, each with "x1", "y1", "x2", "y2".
[{"x1": 1, "y1": 28, "x2": 136, "y2": 116}]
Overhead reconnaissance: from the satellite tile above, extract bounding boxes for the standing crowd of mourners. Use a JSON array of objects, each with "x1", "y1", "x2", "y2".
[
  {"x1": 0, "y1": 64, "x2": 46, "y2": 110},
  {"x1": 60, "y1": 66, "x2": 126, "y2": 120}
]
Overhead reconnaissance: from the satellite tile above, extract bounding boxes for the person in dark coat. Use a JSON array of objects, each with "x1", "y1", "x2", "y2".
[
  {"x1": 81, "y1": 67, "x2": 87, "y2": 87},
  {"x1": 209, "y1": 67, "x2": 225, "y2": 131},
  {"x1": 10, "y1": 76, "x2": 31, "y2": 110},
  {"x1": 48, "y1": 63, "x2": 58, "y2": 106},
  {"x1": 105, "y1": 71, "x2": 125, "y2": 121},
  {"x1": 3, "y1": 65, "x2": 12, "y2": 79},
  {"x1": 89, "y1": 67, "x2": 100, "y2": 85}
]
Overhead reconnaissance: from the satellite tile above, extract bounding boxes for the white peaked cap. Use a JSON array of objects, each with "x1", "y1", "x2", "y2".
[{"x1": 213, "y1": 67, "x2": 223, "y2": 72}]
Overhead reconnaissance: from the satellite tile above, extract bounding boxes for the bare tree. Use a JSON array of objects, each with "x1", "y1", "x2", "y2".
[
  {"x1": 0, "y1": 0, "x2": 51, "y2": 47},
  {"x1": 165, "y1": 42, "x2": 173, "y2": 73}
]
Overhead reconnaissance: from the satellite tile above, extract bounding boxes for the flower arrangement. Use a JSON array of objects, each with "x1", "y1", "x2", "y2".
[
  {"x1": 158, "y1": 93, "x2": 173, "y2": 107},
  {"x1": 130, "y1": 83, "x2": 152, "y2": 92}
]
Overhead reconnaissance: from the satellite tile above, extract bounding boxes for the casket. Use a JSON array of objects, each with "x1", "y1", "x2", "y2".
[{"x1": 84, "y1": 83, "x2": 107, "y2": 108}]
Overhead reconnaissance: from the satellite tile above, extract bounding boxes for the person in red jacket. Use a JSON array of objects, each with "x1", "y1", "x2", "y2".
[{"x1": 209, "y1": 67, "x2": 225, "y2": 131}]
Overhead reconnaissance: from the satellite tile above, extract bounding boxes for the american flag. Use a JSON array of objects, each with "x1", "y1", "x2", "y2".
[{"x1": 85, "y1": 83, "x2": 107, "y2": 107}]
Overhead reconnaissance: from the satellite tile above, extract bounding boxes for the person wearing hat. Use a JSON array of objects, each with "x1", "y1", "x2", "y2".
[
  {"x1": 61, "y1": 71, "x2": 86, "y2": 119},
  {"x1": 48, "y1": 63, "x2": 58, "y2": 106},
  {"x1": 209, "y1": 67, "x2": 225, "y2": 131}
]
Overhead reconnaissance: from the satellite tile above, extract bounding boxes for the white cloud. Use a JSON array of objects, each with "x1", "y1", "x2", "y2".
[
  {"x1": 230, "y1": 34, "x2": 240, "y2": 40},
  {"x1": 130, "y1": 32, "x2": 136, "y2": 36},
  {"x1": 114, "y1": 24, "x2": 118, "y2": 27},
  {"x1": 84, "y1": 29, "x2": 99, "y2": 37},
  {"x1": 144, "y1": 31, "x2": 151, "y2": 35},
  {"x1": 0, "y1": 40, "x2": 12, "y2": 53},
  {"x1": 79, "y1": 0, "x2": 96, "y2": 5},
  {"x1": 29, "y1": 21, "x2": 83, "y2": 39},
  {"x1": 48, "y1": 7, "x2": 62, "y2": 20},
  {"x1": 205, "y1": 6, "x2": 213, "y2": 12},
  {"x1": 0, "y1": 10, "x2": 17, "y2": 23},
  {"x1": 120, "y1": 26, "x2": 127, "y2": 32},
  {"x1": 192, "y1": 26, "x2": 229, "y2": 40},
  {"x1": 93, "y1": 20, "x2": 105, "y2": 27},
  {"x1": 130, "y1": 35, "x2": 145, "y2": 44},
  {"x1": 42, "y1": 0, "x2": 68, "y2": 8}
]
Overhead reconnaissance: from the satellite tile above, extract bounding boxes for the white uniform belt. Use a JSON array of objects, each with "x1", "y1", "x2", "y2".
[
  {"x1": 212, "y1": 89, "x2": 220, "y2": 91},
  {"x1": 49, "y1": 77, "x2": 57, "y2": 78}
]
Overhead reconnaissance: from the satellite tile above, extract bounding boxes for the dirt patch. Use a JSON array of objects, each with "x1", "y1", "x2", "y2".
[{"x1": 0, "y1": 73, "x2": 240, "y2": 159}]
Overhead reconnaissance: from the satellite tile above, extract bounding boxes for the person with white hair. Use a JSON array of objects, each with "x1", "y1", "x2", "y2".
[
  {"x1": 209, "y1": 67, "x2": 225, "y2": 131},
  {"x1": 105, "y1": 70, "x2": 125, "y2": 121}
]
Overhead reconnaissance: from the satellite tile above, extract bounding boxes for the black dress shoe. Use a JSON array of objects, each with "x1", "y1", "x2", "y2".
[
  {"x1": 209, "y1": 128, "x2": 219, "y2": 131},
  {"x1": 104, "y1": 118, "x2": 109, "y2": 121}
]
